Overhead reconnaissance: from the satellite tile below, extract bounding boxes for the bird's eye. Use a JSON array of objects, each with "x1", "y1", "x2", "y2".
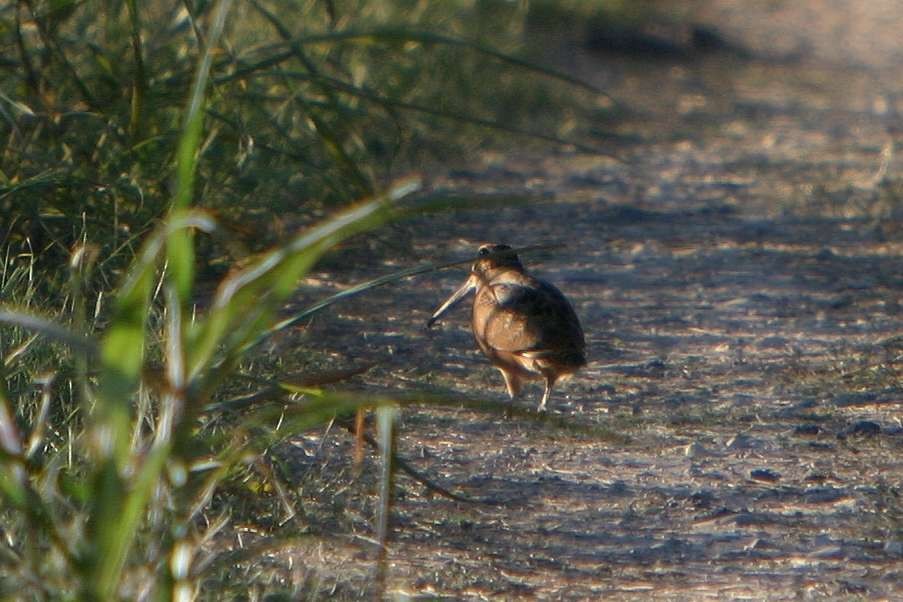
[{"x1": 478, "y1": 247, "x2": 490, "y2": 257}]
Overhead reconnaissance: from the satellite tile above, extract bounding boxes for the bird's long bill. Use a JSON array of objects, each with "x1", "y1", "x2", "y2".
[{"x1": 427, "y1": 274, "x2": 476, "y2": 328}]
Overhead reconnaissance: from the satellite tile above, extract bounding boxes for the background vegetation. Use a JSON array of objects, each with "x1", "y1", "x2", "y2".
[{"x1": 1, "y1": 0, "x2": 605, "y2": 268}]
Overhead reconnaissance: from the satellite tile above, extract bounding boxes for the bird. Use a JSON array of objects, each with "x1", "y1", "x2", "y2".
[{"x1": 427, "y1": 244, "x2": 585, "y2": 413}]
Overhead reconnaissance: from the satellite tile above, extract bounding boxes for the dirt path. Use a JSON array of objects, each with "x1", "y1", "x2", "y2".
[{"x1": 243, "y1": 7, "x2": 902, "y2": 600}]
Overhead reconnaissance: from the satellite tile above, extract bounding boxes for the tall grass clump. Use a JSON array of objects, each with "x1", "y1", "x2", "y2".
[
  {"x1": 1, "y1": 0, "x2": 605, "y2": 273},
  {"x1": 0, "y1": 3, "x2": 427, "y2": 596},
  {"x1": 0, "y1": 0, "x2": 611, "y2": 597}
]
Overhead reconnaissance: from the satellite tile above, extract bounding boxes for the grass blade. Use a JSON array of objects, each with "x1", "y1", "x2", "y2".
[
  {"x1": 84, "y1": 211, "x2": 216, "y2": 597},
  {"x1": 232, "y1": 27, "x2": 613, "y2": 100},
  {"x1": 125, "y1": 0, "x2": 147, "y2": 140},
  {"x1": 0, "y1": 309, "x2": 96, "y2": 355},
  {"x1": 86, "y1": 443, "x2": 170, "y2": 601},
  {"x1": 95, "y1": 212, "x2": 217, "y2": 466},
  {"x1": 169, "y1": 0, "x2": 233, "y2": 305},
  {"x1": 266, "y1": 241, "x2": 562, "y2": 338},
  {"x1": 375, "y1": 404, "x2": 397, "y2": 547},
  {"x1": 173, "y1": 0, "x2": 234, "y2": 212},
  {"x1": 374, "y1": 405, "x2": 397, "y2": 594},
  {"x1": 188, "y1": 178, "x2": 421, "y2": 381},
  {"x1": 83, "y1": 2, "x2": 234, "y2": 593}
]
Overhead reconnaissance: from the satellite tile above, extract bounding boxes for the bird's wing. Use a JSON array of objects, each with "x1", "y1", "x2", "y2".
[{"x1": 481, "y1": 281, "x2": 584, "y2": 358}]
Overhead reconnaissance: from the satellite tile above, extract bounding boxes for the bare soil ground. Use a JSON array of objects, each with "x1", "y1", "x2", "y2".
[{"x1": 214, "y1": 5, "x2": 902, "y2": 600}]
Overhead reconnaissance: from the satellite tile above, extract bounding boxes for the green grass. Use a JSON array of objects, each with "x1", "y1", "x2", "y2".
[
  {"x1": 0, "y1": 1, "x2": 611, "y2": 598},
  {"x1": 1, "y1": 1, "x2": 601, "y2": 273}
]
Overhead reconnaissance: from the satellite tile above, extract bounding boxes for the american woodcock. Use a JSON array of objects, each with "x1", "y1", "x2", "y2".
[{"x1": 428, "y1": 244, "x2": 585, "y2": 412}]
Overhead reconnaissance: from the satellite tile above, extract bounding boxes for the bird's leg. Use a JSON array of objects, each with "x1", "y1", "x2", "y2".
[
  {"x1": 537, "y1": 375, "x2": 556, "y2": 414},
  {"x1": 499, "y1": 369, "x2": 521, "y2": 419},
  {"x1": 500, "y1": 369, "x2": 522, "y2": 399}
]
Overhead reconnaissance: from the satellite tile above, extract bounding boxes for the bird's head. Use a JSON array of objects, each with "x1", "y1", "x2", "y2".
[
  {"x1": 427, "y1": 243, "x2": 523, "y2": 328},
  {"x1": 471, "y1": 243, "x2": 523, "y2": 277}
]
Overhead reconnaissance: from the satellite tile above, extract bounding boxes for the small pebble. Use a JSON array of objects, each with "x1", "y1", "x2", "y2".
[
  {"x1": 727, "y1": 433, "x2": 754, "y2": 450},
  {"x1": 839, "y1": 420, "x2": 882, "y2": 438},
  {"x1": 685, "y1": 441, "x2": 707, "y2": 458},
  {"x1": 815, "y1": 247, "x2": 835, "y2": 261},
  {"x1": 809, "y1": 545, "x2": 844, "y2": 559},
  {"x1": 750, "y1": 468, "x2": 781, "y2": 483},
  {"x1": 829, "y1": 295, "x2": 853, "y2": 309},
  {"x1": 850, "y1": 420, "x2": 881, "y2": 436},
  {"x1": 794, "y1": 424, "x2": 821, "y2": 436}
]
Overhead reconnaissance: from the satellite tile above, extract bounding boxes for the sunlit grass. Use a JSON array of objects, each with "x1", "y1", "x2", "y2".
[{"x1": 0, "y1": 0, "x2": 602, "y2": 272}]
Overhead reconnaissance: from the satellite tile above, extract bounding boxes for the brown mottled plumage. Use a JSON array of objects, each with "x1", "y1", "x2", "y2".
[{"x1": 428, "y1": 244, "x2": 586, "y2": 412}]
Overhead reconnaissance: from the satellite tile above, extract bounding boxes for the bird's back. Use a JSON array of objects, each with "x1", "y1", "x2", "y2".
[{"x1": 473, "y1": 269, "x2": 585, "y2": 372}]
